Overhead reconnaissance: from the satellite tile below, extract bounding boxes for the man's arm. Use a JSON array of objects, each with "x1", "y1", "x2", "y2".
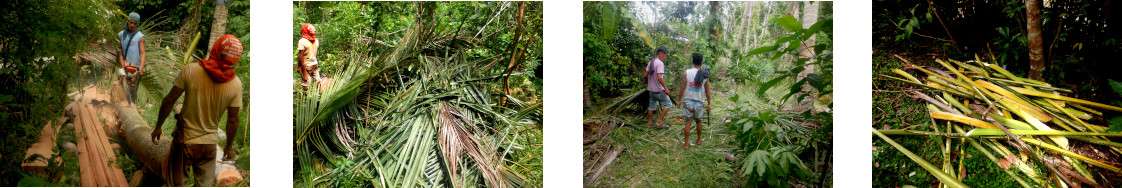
[
  {"x1": 223, "y1": 107, "x2": 240, "y2": 161},
  {"x1": 118, "y1": 48, "x2": 127, "y2": 67},
  {"x1": 138, "y1": 37, "x2": 146, "y2": 73},
  {"x1": 152, "y1": 86, "x2": 185, "y2": 144},
  {"x1": 297, "y1": 49, "x2": 310, "y2": 80}
]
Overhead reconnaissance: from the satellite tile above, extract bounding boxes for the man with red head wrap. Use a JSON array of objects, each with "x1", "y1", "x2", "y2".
[
  {"x1": 151, "y1": 34, "x2": 244, "y2": 186},
  {"x1": 296, "y1": 23, "x2": 320, "y2": 90}
]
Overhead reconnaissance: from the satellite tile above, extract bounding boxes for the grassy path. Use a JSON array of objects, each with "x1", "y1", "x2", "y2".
[{"x1": 587, "y1": 84, "x2": 742, "y2": 187}]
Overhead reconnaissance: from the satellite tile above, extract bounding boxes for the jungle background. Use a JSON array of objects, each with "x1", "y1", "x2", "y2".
[
  {"x1": 873, "y1": 0, "x2": 1122, "y2": 187},
  {"x1": 0, "y1": 0, "x2": 250, "y2": 186},
  {"x1": 583, "y1": 1, "x2": 833, "y2": 187},
  {"x1": 292, "y1": 2, "x2": 543, "y2": 187}
]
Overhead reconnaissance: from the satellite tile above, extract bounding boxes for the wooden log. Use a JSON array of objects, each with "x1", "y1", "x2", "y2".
[
  {"x1": 75, "y1": 103, "x2": 108, "y2": 186},
  {"x1": 81, "y1": 104, "x2": 114, "y2": 186},
  {"x1": 216, "y1": 168, "x2": 243, "y2": 186},
  {"x1": 20, "y1": 117, "x2": 66, "y2": 175},
  {"x1": 129, "y1": 170, "x2": 144, "y2": 187},
  {"x1": 75, "y1": 115, "x2": 95, "y2": 187},
  {"x1": 83, "y1": 103, "x2": 129, "y2": 186},
  {"x1": 584, "y1": 146, "x2": 624, "y2": 187},
  {"x1": 118, "y1": 105, "x2": 173, "y2": 182}
]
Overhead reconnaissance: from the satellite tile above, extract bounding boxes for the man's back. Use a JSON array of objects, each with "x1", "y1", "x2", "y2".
[
  {"x1": 646, "y1": 58, "x2": 665, "y2": 92},
  {"x1": 683, "y1": 67, "x2": 707, "y2": 102},
  {"x1": 174, "y1": 63, "x2": 243, "y2": 145}
]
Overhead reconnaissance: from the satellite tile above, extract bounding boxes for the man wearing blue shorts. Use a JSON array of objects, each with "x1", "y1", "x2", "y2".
[{"x1": 645, "y1": 46, "x2": 673, "y2": 128}]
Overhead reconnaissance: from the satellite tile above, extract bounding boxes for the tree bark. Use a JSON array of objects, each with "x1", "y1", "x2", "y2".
[
  {"x1": 207, "y1": 0, "x2": 230, "y2": 53},
  {"x1": 502, "y1": 2, "x2": 527, "y2": 107},
  {"x1": 1026, "y1": 0, "x2": 1046, "y2": 81},
  {"x1": 734, "y1": 4, "x2": 749, "y2": 46},
  {"x1": 797, "y1": 2, "x2": 820, "y2": 112},
  {"x1": 118, "y1": 105, "x2": 173, "y2": 182}
]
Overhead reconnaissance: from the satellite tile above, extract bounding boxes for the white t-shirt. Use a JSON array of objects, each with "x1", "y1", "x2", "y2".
[{"x1": 683, "y1": 67, "x2": 707, "y2": 102}]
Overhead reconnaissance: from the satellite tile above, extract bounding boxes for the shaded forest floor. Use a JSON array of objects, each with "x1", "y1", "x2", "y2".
[
  {"x1": 868, "y1": 41, "x2": 1122, "y2": 187},
  {"x1": 869, "y1": 42, "x2": 1016, "y2": 187}
]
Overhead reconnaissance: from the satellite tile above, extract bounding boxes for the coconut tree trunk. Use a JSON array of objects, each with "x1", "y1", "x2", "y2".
[
  {"x1": 208, "y1": 0, "x2": 230, "y2": 53},
  {"x1": 1026, "y1": 0, "x2": 1046, "y2": 81},
  {"x1": 118, "y1": 105, "x2": 173, "y2": 181},
  {"x1": 751, "y1": 2, "x2": 772, "y2": 50},
  {"x1": 798, "y1": 1, "x2": 819, "y2": 79},
  {"x1": 738, "y1": 4, "x2": 752, "y2": 48}
]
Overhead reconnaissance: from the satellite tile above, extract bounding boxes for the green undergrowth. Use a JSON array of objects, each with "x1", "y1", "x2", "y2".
[
  {"x1": 589, "y1": 90, "x2": 739, "y2": 187},
  {"x1": 871, "y1": 44, "x2": 942, "y2": 187}
]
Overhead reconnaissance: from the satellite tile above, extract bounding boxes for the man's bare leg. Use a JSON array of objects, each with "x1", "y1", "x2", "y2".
[
  {"x1": 647, "y1": 110, "x2": 654, "y2": 127},
  {"x1": 683, "y1": 120, "x2": 692, "y2": 149},
  {"x1": 695, "y1": 120, "x2": 703, "y2": 145},
  {"x1": 656, "y1": 107, "x2": 669, "y2": 126}
]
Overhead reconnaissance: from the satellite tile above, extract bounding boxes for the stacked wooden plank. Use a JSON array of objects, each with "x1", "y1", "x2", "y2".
[
  {"x1": 74, "y1": 102, "x2": 129, "y2": 186},
  {"x1": 20, "y1": 117, "x2": 67, "y2": 175}
]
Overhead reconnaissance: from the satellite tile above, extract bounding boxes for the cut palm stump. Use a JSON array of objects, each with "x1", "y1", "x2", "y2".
[
  {"x1": 74, "y1": 101, "x2": 129, "y2": 186},
  {"x1": 877, "y1": 57, "x2": 1122, "y2": 187}
]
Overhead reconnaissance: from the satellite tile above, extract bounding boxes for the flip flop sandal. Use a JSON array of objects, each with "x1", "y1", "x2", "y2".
[{"x1": 657, "y1": 123, "x2": 670, "y2": 128}]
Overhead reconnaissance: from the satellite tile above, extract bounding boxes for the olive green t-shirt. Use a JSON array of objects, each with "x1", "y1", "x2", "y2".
[{"x1": 173, "y1": 63, "x2": 243, "y2": 144}]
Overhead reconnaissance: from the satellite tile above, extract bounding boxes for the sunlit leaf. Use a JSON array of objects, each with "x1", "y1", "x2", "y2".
[
  {"x1": 775, "y1": 15, "x2": 802, "y2": 32},
  {"x1": 747, "y1": 44, "x2": 780, "y2": 56}
]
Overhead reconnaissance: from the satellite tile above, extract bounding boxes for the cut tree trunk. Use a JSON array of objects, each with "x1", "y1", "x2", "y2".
[
  {"x1": 1026, "y1": 0, "x2": 1046, "y2": 81},
  {"x1": 118, "y1": 105, "x2": 173, "y2": 182}
]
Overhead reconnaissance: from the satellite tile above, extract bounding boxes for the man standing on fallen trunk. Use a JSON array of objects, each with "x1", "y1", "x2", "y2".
[
  {"x1": 119, "y1": 12, "x2": 146, "y2": 105},
  {"x1": 645, "y1": 46, "x2": 673, "y2": 128},
  {"x1": 151, "y1": 34, "x2": 244, "y2": 187}
]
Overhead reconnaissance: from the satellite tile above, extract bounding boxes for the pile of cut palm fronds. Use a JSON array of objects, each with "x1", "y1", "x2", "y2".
[
  {"x1": 294, "y1": 3, "x2": 542, "y2": 188},
  {"x1": 877, "y1": 57, "x2": 1122, "y2": 187}
]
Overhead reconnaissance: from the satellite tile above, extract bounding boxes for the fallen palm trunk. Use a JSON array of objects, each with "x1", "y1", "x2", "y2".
[
  {"x1": 877, "y1": 57, "x2": 1122, "y2": 187},
  {"x1": 117, "y1": 34, "x2": 202, "y2": 180},
  {"x1": 118, "y1": 105, "x2": 173, "y2": 182}
]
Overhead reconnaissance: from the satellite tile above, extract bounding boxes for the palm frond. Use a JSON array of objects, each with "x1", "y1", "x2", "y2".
[{"x1": 294, "y1": 2, "x2": 541, "y2": 187}]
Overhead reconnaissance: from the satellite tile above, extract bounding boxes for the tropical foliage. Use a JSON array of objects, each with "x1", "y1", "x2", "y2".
[
  {"x1": 0, "y1": 0, "x2": 111, "y2": 185},
  {"x1": 583, "y1": 1, "x2": 832, "y2": 187},
  {"x1": 293, "y1": 2, "x2": 543, "y2": 187}
]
